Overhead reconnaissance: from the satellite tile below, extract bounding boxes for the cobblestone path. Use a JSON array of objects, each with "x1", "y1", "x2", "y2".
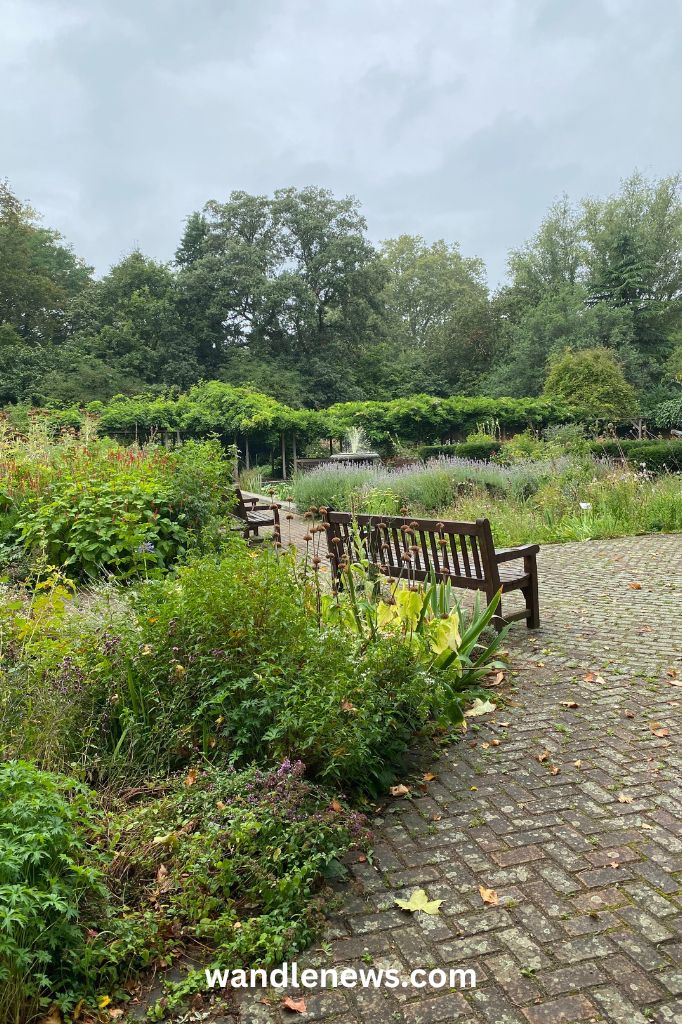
[{"x1": 238, "y1": 532, "x2": 682, "y2": 1024}]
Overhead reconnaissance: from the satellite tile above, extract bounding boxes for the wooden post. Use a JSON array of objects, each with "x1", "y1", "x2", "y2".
[
  {"x1": 329, "y1": 437, "x2": 333, "y2": 455},
  {"x1": 244, "y1": 435, "x2": 250, "y2": 469},
  {"x1": 292, "y1": 432, "x2": 298, "y2": 474},
  {"x1": 281, "y1": 432, "x2": 287, "y2": 480}
]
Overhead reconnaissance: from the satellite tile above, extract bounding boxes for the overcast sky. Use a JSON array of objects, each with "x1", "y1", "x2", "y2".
[{"x1": 2, "y1": 0, "x2": 681, "y2": 285}]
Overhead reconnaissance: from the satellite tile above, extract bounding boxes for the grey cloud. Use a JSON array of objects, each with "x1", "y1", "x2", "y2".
[{"x1": 1, "y1": 0, "x2": 681, "y2": 284}]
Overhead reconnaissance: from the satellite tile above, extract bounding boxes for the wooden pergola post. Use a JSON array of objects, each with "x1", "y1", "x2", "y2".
[
  {"x1": 281, "y1": 432, "x2": 287, "y2": 480},
  {"x1": 292, "y1": 432, "x2": 298, "y2": 474},
  {"x1": 244, "y1": 435, "x2": 250, "y2": 469}
]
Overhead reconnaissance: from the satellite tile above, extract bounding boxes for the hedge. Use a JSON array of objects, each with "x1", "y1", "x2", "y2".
[
  {"x1": 590, "y1": 440, "x2": 682, "y2": 473},
  {"x1": 417, "y1": 440, "x2": 502, "y2": 461}
]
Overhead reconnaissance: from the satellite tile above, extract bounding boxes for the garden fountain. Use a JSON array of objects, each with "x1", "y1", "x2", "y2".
[{"x1": 328, "y1": 426, "x2": 381, "y2": 466}]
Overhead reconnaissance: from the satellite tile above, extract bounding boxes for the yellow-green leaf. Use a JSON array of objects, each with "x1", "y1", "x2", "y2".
[
  {"x1": 395, "y1": 888, "x2": 442, "y2": 915},
  {"x1": 430, "y1": 615, "x2": 461, "y2": 655}
]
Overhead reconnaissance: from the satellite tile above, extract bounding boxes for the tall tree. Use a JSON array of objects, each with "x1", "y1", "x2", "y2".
[
  {"x1": 53, "y1": 251, "x2": 198, "y2": 401},
  {"x1": 175, "y1": 187, "x2": 386, "y2": 404},
  {"x1": 0, "y1": 181, "x2": 92, "y2": 402},
  {"x1": 380, "y1": 235, "x2": 491, "y2": 392},
  {"x1": 582, "y1": 173, "x2": 682, "y2": 395}
]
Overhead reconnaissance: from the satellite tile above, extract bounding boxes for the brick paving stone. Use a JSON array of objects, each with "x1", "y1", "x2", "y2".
[
  {"x1": 521, "y1": 993, "x2": 596, "y2": 1024},
  {"x1": 235, "y1": 532, "x2": 682, "y2": 1022},
  {"x1": 592, "y1": 985, "x2": 651, "y2": 1023},
  {"x1": 540, "y1": 961, "x2": 606, "y2": 995},
  {"x1": 400, "y1": 992, "x2": 471, "y2": 1023},
  {"x1": 602, "y1": 952, "x2": 666, "y2": 1002}
]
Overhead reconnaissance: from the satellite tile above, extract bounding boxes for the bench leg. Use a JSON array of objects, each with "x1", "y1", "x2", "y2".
[{"x1": 524, "y1": 554, "x2": 540, "y2": 629}]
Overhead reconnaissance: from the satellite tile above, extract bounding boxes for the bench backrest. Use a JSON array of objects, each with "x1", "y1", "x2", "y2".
[
  {"x1": 324, "y1": 511, "x2": 501, "y2": 591},
  {"x1": 233, "y1": 487, "x2": 250, "y2": 519}
]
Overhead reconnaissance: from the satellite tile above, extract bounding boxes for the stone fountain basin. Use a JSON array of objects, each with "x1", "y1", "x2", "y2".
[{"x1": 327, "y1": 452, "x2": 381, "y2": 464}]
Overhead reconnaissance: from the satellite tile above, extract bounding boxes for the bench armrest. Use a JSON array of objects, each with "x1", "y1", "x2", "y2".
[{"x1": 496, "y1": 544, "x2": 540, "y2": 563}]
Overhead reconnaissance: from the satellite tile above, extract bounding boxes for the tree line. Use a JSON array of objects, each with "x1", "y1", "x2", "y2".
[{"x1": 1, "y1": 173, "x2": 681, "y2": 413}]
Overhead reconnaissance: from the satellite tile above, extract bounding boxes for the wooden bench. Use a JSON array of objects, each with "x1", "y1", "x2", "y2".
[
  {"x1": 234, "y1": 487, "x2": 281, "y2": 543},
  {"x1": 323, "y1": 511, "x2": 540, "y2": 628}
]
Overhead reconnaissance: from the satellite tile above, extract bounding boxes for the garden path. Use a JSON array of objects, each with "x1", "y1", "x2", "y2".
[{"x1": 235, "y1": 527, "x2": 682, "y2": 1024}]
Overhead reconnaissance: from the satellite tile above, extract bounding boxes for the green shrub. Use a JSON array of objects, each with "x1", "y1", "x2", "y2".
[
  {"x1": 109, "y1": 547, "x2": 432, "y2": 792},
  {"x1": 417, "y1": 440, "x2": 501, "y2": 461},
  {"x1": 0, "y1": 762, "x2": 109, "y2": 1024},
  {"x1": 589, "y1": 439, "x2": 682, "y2": 473},
  {"x1": 0, "y1": 545, "x2": 432, "y2": 793},
  {"x1": 16, "y1": 477, "x2": 190, "y2": 579},
  {"x1": 651, "y1": 397, "x2": 682, "y2": 429},
  {"x1": 1, "y1": 432, "x2": 234, "y2": 580}
]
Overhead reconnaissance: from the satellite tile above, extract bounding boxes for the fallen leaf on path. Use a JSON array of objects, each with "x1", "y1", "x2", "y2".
[
  {"x1": 389, "y1": 784, "x2": 410, "y2": 797},
  {"x1": 649, "y1": 721, "x2": 671, "y2": 738},
  {"x1": 561, "y1": 701, "x2": 579, "y2": 708},
  {"x1": 282, "y1": 996, "x2": 307, "y2": 1013},
  {"x1": 617, "y1": 793, "x2": 633, "y2": 803},
  {"x1": 479, "y1": 885, "x2": 499, "y2": 906},
  {"x1": 628, "y1": 582, "x2": 642, "y2": 590},
  {"x1": 465, "y1": 698, "x2": 497, "y2": 717},
  {"x1": 537, "y1": 750, "x2": 550, "y2": 763},
  {"x1": 549, "y1": 765, "x2": 561, "y2": 776},
  {"x1": 574, "y1": 760, "x2": 583, "y2": 768},
  {"x1": 583, "y1": 671, "x2": 606, "y2": 684},
  {"x1": 395, "y1": 888, "x2": 443, "y2": 915},
  {"x1": 624, "y1": 710, "x2": 635, "y2": 719},
  {"x1": 422, "y1": 772, "x2": 436, "y2": 782}
]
